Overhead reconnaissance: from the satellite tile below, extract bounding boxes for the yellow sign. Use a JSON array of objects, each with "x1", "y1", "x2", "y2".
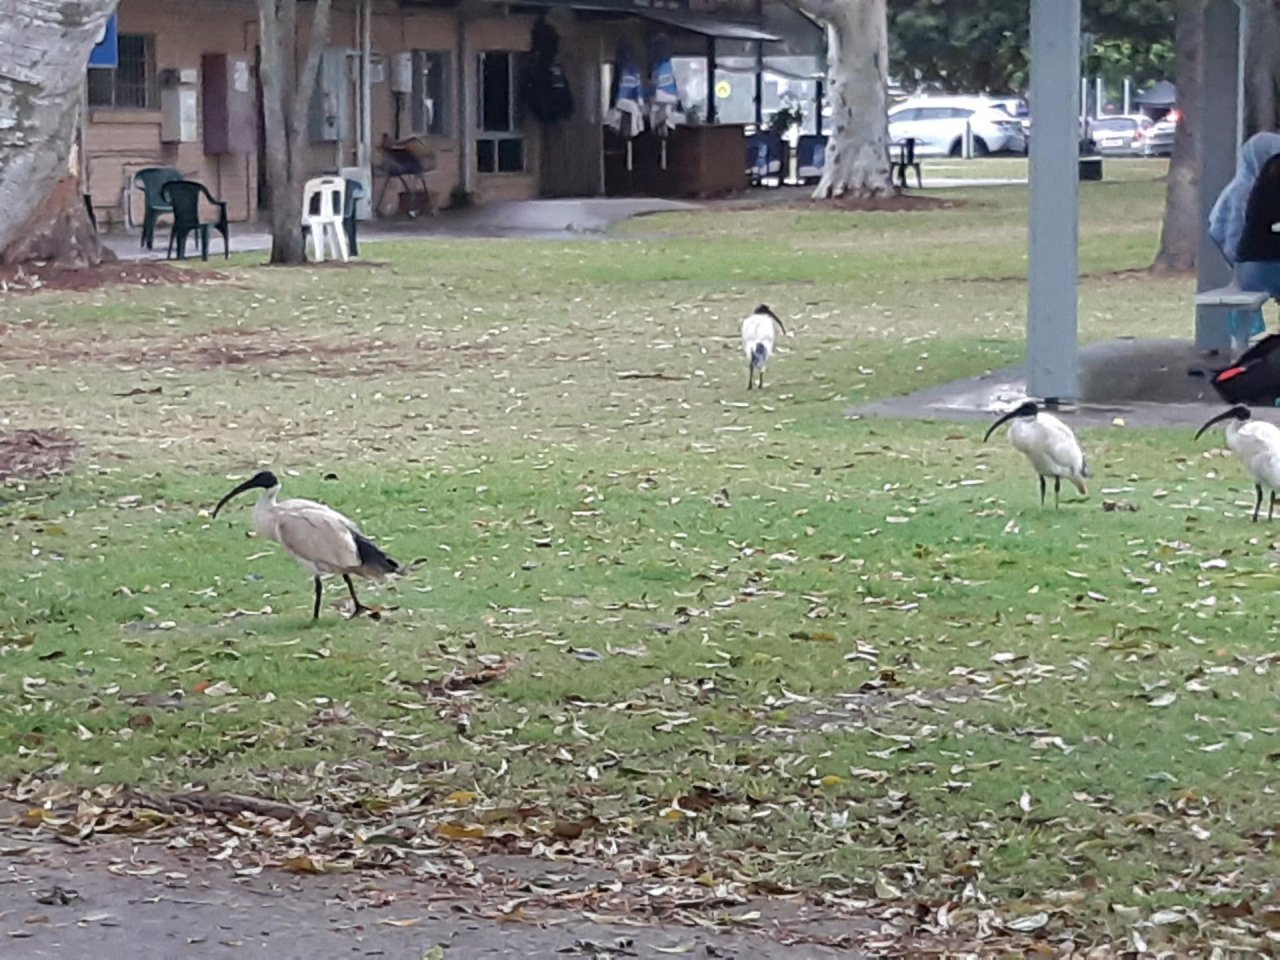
[{"x1": 715, "y1": 80, "x2": 732, "y2": 99}]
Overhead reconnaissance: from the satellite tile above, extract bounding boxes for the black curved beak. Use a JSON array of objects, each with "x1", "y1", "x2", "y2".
[
  {"x1": 762, "y1": 306, "x2": 786, "y2": 335},
  {"x1": 983, "y1": 409, "x2": 1019, "y2": 443},
  {"x1": 212, "y1": 477, "x2": 261, "y2": 518},
  {"x1": 1194, "y1": 408, "x2": 1237, "y2": 442}
]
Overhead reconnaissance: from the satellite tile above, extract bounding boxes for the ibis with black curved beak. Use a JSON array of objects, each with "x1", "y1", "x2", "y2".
[
  {"x1": 211, "y1": 470, "x2": 399, "y2": 619},
  {"x1": 1194, "y1": 405, "x2": 1280, "y2": 521},
  {"x1": 983, "y1": 401, "x2": 1089, "y2": 508},
  {"x1": 741, "y1": 304, "x2": 787, "y2": 390}
]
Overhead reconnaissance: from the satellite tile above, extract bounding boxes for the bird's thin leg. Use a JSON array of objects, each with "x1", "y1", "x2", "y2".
[
  {"x1": 312, "y1": 576, "x2": 323, "y2": 620},
  {"x1": 1039, "y1": 475, "x2": 1046, "y2": 507},
  {"x1": 1054, "y1": 476, "x2": 1061, "y2": 510},
  {"x1": 746, "y1": 366, "x2": 754, "y2": 390},
  {"x1": 1254, "y1": 484, "x2": 1264, "y2": 522},
  {"x1": 343, "y1": 574, "x2": 373, "y2": 617}
]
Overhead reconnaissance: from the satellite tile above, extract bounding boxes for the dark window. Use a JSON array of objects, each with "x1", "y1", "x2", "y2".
[
  {"x1": 478, "y1": 51, "x2": 513, "y2": 132},
  {"x1": 87, "y1": 34, "x2": 156, "y2": 109},
  {"x1": 412, "y1": 50, "x2": 451, "y2": 137},
  {"x1": 476, "y1": 51, "x2": 524, "y2": 173}
]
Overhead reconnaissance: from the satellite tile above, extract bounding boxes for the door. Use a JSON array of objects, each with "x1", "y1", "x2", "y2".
[{"x1": 538, "y1": 43, "x2": 602, "y2": 197}]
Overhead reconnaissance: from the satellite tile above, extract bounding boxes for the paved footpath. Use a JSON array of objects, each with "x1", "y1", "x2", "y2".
[{"x1": 0, "y1": 838, "x2": 856, "y2": 960}]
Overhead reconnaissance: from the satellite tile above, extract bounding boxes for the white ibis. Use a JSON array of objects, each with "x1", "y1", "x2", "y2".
[
  {"x1": 740, "y1": 304, "x2": 786, "y2": 390},
  {"x1": 983, "y1": 401, "x2": 1090, "y2": 508},
  {"x1": 212, "y1": 471, "x2": 399, "y2": 619},
  {"x1": 1195, "y1": 405, "x2": 1280, "y2": 521}
]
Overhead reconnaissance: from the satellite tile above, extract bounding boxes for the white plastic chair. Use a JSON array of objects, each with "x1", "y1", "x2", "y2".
[{"x1": 300, "y1": 176, "x2": 349, "y2": 263}]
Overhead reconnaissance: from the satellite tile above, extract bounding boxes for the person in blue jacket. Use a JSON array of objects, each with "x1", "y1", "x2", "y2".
[{"x1": 1210, "y1": 131, "x2": 1280, "y2": 296}]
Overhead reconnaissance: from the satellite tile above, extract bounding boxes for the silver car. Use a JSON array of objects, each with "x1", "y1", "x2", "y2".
[
  {"x1": 1088, "y1": 115, "x2": 1152, "y2": 156},
  {"x1": 1135, "y1": 113, "x2": 1177, "y2": 157}
]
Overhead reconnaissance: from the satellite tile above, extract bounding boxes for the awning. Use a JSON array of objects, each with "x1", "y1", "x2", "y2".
[{"x1": 638, "y1": 10, "x2": 780, "y2": 42}]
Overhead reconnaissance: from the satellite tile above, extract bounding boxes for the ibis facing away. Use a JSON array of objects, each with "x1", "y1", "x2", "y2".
[
  {"x1": 1194, "y1": 405, "x2": 1280, "y2": 521},
  {"x1": 983, "y1": 401, "x2": 1089, "y2": 508},
  {"x1": 741, "y1": 304, "x2": 786, "y2": 390},
  {"x1": 212, "y1": 471, "x2": 399, "y2": 619}
]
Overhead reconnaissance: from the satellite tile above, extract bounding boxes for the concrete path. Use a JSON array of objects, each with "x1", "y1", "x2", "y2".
[
  {"x1": 101, "y1": 197, "x2": 700, "y2": 262},
  {"x1": 0, "y1": 836, "x2": 857, "y2": 960},
  {"x1": 852, "y1": 337, "x2": 1237, "y2": 430}
]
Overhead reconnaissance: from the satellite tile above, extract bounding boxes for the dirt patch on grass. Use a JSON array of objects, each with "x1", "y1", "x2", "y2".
[
  {"x1": 714, "y1": 189, "x2": 959, "y2": 213},
  {"x1": 0, "y1": 261, "x2": 228, "y2": 295},
  {"x1": 0, "y1": 430, "x2": 78, "y2": 481},
  {"x1": 0, "y1": 326, "x2": 500, "y2": 377}
]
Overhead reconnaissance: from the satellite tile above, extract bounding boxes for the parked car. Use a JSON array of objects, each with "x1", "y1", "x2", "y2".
[
  {"x1": 1087, "y1": 114, "x2": 1153, "y2": 155},
  {"x1": 888, "y1": 96, "x2": 1028, "y2": 157},
  {"x1": 1135, "y1": 111, "x2": 1177, "y2": 157}
]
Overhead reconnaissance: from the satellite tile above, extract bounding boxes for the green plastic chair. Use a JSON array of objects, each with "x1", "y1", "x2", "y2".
[
  {"x1": 159, "y1": 180, "x2": 229, "y2": 261},
  {"x1": 133, "y1": 166, "x2": 183, "y2": 250}
]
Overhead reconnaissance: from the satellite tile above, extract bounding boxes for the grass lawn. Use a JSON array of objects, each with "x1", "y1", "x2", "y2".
[{"x1": 3, "y1": 160, "x2": 1279, "y2": 952}]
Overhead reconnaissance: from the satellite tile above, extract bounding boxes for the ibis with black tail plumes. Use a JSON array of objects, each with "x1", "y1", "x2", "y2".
[
  {"x1": 983, "y1": 401, "x2": 1089, "y2": 508},
  {"x1": 1194, "y1": 405, "x2": 1280, "y2": 521},
  {"x1": 211, "y1": 471, "x2": 400, "y2": 619},
  {"x1": 741, "y1": 304, "x2": 786, "y2": 390}
]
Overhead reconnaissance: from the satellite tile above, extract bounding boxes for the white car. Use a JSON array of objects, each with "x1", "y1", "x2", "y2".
[{"x1": 888, "y1": 97, "x2": 1028, "y2": 157}]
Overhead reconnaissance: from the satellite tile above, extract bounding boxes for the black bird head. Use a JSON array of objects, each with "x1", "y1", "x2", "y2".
[
  {"x1": 983, "y1": 400, "x2": 1040, "y2": 443},
  {"x1": 754, "y1": 303, "x2": 786, "y2": 335},
  {"x1": 1195, "y1": 404, "x2": 1251, "y2": 441},
  {"x1": 212, "y1": 470, "x2": 280, "y2": 517}
]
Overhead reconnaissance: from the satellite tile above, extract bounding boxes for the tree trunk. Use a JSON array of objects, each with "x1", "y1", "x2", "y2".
[
  {"x1": 1152, "y1": 0, "x2": 1204, "y2": 273},
  {"x1": 257, "y1": 0, "x2": 333, "y2": 265},
  {"x1": 0, "y1": 0, "x2": 118, "y2": 267},
  {"x1": 1245, "y1": 0, "x2": 1279, "y2": 134},
  {"x1": 790, "y1": 0, "x2": 895, "y2": 200}
]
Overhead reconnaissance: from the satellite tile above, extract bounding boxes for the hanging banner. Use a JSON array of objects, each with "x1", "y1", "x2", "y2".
[{"x1": 88, "y1": 14, "x2": 119, "y2": 70}]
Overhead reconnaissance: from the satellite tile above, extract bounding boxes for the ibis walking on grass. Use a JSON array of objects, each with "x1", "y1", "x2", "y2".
[
  {"x1": 983, "y1": 401, "x2": 1090, "y2": 508},
  {"x1": 741, "y1": 304, "x2": 786, "y2": 390},
  {"x1": 212, "y1": 471, "x2": 400, "y2": 619},
  {"x1": 1195, "y1": 405, "x2": 1280, "y2": 521}
]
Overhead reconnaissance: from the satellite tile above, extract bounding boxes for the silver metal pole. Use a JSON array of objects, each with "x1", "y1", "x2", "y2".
[
  {"x1": 1123, "y1": 77, "x2": 1131, "y2": 115},
  {"x1": 1027, "y1": 0, "x2": 1082, "y2": 402},
  {"x1": 1197, "y1": 0, "x2": 1243, "y2": 350},
  {"x1": 1094, "y1": 76, "x2": 1104, "y2": 117}
]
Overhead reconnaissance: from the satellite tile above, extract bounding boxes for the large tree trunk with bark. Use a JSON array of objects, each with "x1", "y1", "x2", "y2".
[
  {"x1": 0, "y1": 0, "x2": 118, "y2": 267},
  {"x1": 1245, "y1": 0, "x2": 1280, "y2": 134},
  {"x1": 790, "y1": 0, "x2": 895, "y2": 199},
  {"x1": 1152, "y1": 0, "x2": 1204, "y2": 273},
  {"x1": 257, "y1": 0, "x2": 333, "y2": 265}
]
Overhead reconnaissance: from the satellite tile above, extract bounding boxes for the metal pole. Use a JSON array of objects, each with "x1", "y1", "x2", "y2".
[
  {"x1": 360, "y1": 0, "x2": 373, "y2": 217},
  {"x1": 1123, "y1": 77, "x2": 1131, "y2": 115},
  {"x1": 1027, "y1": 0, "x2": 1081, "y2": 403},
  {"x1": 1094, "y1": 76, "x2": 1104, "y2": 117},
  {"x1": 458, "y1": 14, "x2": 472, "y2": 196},
  {"x1": 814, "y1": 79, "x2": 824, "y2": 135},
  {"x1": 1079, "y1": 76, "x2": 1088, "y2": 127},
  {"x1": 1197, "y1": 0, "x2": 1242, "y2": 350}
]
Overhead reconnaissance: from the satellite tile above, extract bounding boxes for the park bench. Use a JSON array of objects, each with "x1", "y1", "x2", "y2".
[{"x1": 1194, "y1": 285, "x2": 1269, "y2": 358}]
